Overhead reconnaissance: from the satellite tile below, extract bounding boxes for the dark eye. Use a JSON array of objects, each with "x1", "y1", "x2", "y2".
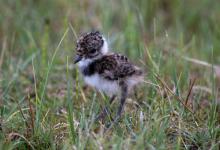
[{"x1": 90, "y1": 49, "x2": 96, "y2": 53}]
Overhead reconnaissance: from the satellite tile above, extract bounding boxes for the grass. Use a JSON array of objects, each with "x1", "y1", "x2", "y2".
[{"x1": 0, "y1": 0, "x2": 220, "y2": 149}]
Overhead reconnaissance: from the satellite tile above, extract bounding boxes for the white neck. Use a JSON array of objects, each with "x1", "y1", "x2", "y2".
[
  {"x1": 101, "y1": 37, "x2": 109, "y2": 54},
  {"x1": 77, "y1": 58, "x2": 92, "y2": 70}
]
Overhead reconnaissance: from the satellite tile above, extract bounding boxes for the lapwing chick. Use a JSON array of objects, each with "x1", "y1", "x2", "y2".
[{"x1": 74, "y1": 31, "x2": 143, "y2": 124}]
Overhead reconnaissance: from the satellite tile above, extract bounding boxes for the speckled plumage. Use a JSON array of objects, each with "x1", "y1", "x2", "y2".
[
  {"x1": 76, "y1": 31, "x2": 104, "y2": 58},
  {"x1": 81, "y1": 53, "x2": 143, "y2": 81},
  {"x1": 74, "y1": 31, "x2": 143, "y2": 123}
]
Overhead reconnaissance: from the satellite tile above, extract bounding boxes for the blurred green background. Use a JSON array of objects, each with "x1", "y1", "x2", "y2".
[
  {"x1": 1, "y1": 0, "x2": 220, "y2": 60},
  {"x1": 0, "y1": 0, "x2": 219, "y2": 149}
]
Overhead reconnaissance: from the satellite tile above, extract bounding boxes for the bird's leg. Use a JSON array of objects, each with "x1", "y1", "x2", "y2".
[
  {"x1": 95, "y1": 95, "x2": 116, "y2": 122},
  {"x1": 113, "y1": 82, "x2": 128, "y2": 123},
  {"x1": 134, "y1": 86, "x2": 138, "y2": 99},
  {"x1": 105, "y1": 83, "x2": 128, "y2": 130}
]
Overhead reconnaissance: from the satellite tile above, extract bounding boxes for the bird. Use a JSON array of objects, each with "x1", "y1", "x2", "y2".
[{"x1": 74, "y1": 31, "x2": 144, "y2": 124}]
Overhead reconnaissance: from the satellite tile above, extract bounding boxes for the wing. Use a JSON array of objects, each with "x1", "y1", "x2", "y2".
[{"x1": 94, "y1": 53, "x2": 138, "y2": 80}]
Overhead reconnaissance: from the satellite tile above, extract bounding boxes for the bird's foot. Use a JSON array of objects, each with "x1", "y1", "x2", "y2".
[{"x1": 95, "y1": 107, "x2": 110, "y2": 123}]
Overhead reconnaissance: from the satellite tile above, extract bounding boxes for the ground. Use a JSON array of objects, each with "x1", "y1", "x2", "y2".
[{"x1": 0, "y1": 0, "x2": 219, "y2": 149}]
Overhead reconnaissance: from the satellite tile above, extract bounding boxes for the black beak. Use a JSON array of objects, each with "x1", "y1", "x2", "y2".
[{"x1": 74, "y1": 55, "x2": 82, "y2": 64}]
